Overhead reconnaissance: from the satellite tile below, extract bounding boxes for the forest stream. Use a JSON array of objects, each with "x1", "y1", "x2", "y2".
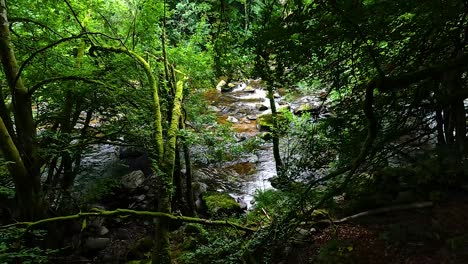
[{"x1": 72, "y1": 80, "x2": 287, "y2": 210}]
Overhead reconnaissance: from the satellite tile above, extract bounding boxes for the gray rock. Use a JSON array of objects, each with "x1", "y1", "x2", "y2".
[
  {"x1": 99, "y1": 226, "x2": 109, "y2": 236},
  {"x1": 208, "y1": 105, "x2": 221, "y2": 112},
  {"x1": 247, "y1": 115, "x2": 257, "y2": 120},
  {"x1": 121, "y1": 170, "x2": 145, "y2": 189},
  {"x1": 136, "y1": 194, "x2": 146, "y2": 201},
  {"x1": 84, "y1": 237, "x2": 110, "y2": 251},
  {"x1": 226, "y1": 116, "x2": 239, "y2": 123},
  {"x1": 273, "y1": 92, "x2": 281, "y2": 98},
  {"x1": 192, "y1": 181, "x2": 208, "y2": 197}
]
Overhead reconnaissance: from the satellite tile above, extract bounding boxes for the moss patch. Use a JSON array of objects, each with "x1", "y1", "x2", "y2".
[
  {"x1": 204, "y1": 192, "x2": 241, "y2": 215},
  {"x1": 256, "y1": 107, "x2": 291, "y2": 131}
]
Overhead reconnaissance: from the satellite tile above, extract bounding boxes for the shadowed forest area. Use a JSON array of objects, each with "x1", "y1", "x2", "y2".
[{"x1": 1, "y1": 0, "x2": 468, "y2": 263}]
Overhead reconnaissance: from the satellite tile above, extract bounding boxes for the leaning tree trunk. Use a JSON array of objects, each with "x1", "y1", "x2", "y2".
[{"x1": 0, "y1": 0, "x2": 46, "y2": 220}]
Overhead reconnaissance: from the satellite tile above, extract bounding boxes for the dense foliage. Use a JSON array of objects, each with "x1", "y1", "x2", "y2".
[{"x1": 1, "y1": 0, "x2": 467, "y2": 263}]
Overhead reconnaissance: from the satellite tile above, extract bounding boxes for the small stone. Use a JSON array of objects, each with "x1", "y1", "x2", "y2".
[
  {"x1": 273, "y1": 93, "x2": 281, "y2": 98},
  {"x1": 208, "y1": 105, "x2": 221, "y2": 112},
  {"x1": 247, "y1": 115, "x2": 257, "y2": 120},
  {"x1": 136, "y1": 194, "x2": 146, "y2": 201},
  {"x1": 99, "y1": 226, "x2": 109, "y2": 236},
  {"x1": 84, "y1": 237, "x2": 110, "y2": 251},
  {"x1": 226, "y1": 116, "x2": 239, "y2": 123}
]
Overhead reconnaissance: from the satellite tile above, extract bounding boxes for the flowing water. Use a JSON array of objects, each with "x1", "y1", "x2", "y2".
[{"x1": 208, "y1": 81, "x2": 282, "y2": 208}]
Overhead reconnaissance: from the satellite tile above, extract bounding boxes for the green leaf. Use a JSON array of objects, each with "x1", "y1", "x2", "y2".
[{"x1": 81, "y1": 217, "x2": 87, "y2": 232}]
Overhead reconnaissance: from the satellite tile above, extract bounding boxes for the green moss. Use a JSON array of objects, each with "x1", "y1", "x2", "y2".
[
  {"x1": 204, "y1": 192, "x2": 240, "y2": 215},
  {"x1": 256, "y1": 107, "x2": 290, "y2": 131},
  {"x1": 256, "y1": 113, "x2": 273, "y2": 131}
]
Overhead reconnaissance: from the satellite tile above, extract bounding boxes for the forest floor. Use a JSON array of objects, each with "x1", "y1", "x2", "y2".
[{"x1": 283, "y1": 190, "x2": 468, "y2": 264}]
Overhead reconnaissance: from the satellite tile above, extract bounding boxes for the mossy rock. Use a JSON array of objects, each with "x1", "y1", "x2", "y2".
[
  {"x1": 256, "y1": 107, "x2": 290, "y2": 131},
  {"x1": 204, "y1": 192, "x2": 241, "y2": 215},
  {"x1": 244, "y1": 85, "x2": 256, "y2": 93},
  {"x1": 256, "y1": 113, "x2": 273, "y2": 131}
]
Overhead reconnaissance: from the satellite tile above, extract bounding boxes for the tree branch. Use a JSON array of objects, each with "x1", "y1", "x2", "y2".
[
  {"x1": 380, "y1": 52, "x2": 468, "y2": 92},
  {"x1": 9, "y1": 17, "x2": 63, "y2": 38},
  {"x1": 28, "y1": 76, "x2": 112, "y2": 96},
  {"x1": 13, "y1": 32, "x2": 121, "y2": 90},
  {"x1": 0, "y1": 208, "x2": 257, "y2": 233}
]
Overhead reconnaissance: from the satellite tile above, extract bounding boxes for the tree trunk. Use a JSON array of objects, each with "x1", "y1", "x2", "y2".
[
  {"x1": 0, "y1": 0, "x2": 45, "y2": 220},
  {"x1": 153, "y1": 79, "x2": 184, "y2": 264},
  {"x1": 181, "y1": 118, "x2": 196, "y2": 216},
  {"x1": 172, "y1": 143, "x2": 184, "y2": 210},
  {"x1": 266, "y1": 81, "x2": 283, "y2": 172}
]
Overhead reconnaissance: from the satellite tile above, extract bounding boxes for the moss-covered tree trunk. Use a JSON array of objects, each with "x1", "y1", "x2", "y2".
[
  {"x1": 153, "y1": 79, "x2": 184, "y2": 264},
  {"x1": 0, "y1": 0, "x2": 46, "y2": 220}
]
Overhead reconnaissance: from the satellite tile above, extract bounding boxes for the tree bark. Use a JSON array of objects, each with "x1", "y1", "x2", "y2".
[
  {"x1": 182, "y1": 126, "x2": 196, "y2": 217},
  {"x1": 265, "y1": 80, "x2": 282, "y2": 172},
  {"x1": 153, "y1": 79, "x2": 184, "y2": 264},
  {"x1": 0, "y1": 0, "x2": 45, "y2": 220}
]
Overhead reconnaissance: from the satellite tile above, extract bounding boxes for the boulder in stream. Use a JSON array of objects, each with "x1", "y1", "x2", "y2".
[
  {"x1": 293, "y1": 102, "x2": 320, "y2": 116},
  {"x1": 203, "y1": 192, "x2": 242, "y2": 216}
]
